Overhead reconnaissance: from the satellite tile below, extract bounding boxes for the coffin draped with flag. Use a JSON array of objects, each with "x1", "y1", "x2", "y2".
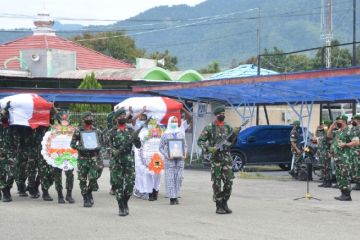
[
  {"x1": 114, "y1": 96, "x2": 183, "y2": 125},
  {"x1": 0, "y1": 93, "x2": 53, "y2": 129}
]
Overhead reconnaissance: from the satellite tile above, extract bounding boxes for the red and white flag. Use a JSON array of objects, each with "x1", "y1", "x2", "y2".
[
  {"x1": 0, "y1": 94, "x2": 53, "y2": 129},
  {"x1": 114, "y1": 97, "x2": 183, "y2": 125}
]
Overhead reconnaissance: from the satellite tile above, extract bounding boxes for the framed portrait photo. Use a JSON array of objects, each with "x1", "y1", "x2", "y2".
[
  {"x1": 80, "y1": 131, "x2": 99, "y2": 150},
  {"x1": 167, "y1": 139, "x2": 185, "y2": 159}
]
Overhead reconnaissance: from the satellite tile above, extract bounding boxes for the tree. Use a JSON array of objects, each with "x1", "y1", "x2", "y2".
[
  {"x1": 312, "y1": 40, "x2": 352, "y2": 69},
  {"x1": 69, "y1": 73, "x2": 112, "y2": 113},
  {"x1": 198, "y1": 61, "x2": 221, "y2": 74},
  {"x1": 148, "y1": 50, "x2": 178, "y2": 71},
  {"x1": 72, "y1": 32, "x2": 145, "y2": 64}
]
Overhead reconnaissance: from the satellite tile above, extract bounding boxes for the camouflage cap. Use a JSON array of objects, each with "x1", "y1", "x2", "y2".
[
  {"x1": 213, "y1": 106, "x2": 225, "y2": 115},
  {"x1": 113, "y1": 108, "x2": 126, "y2": 119},
  {"x1": 336, "y1": 115, "x2": 348, "y2": 121},
  {"x1": 353, "y1": 114, "x2": 360, "y2": 120},
  {"x1": 292, "y1": 120, "x2": 300, "y2": 126},
  {"x1": 322, "y1": 119, "x2": 332, "y2": 126},
  {"x1": 81, "y1": 111, "x2": 93, "y2": 119}
]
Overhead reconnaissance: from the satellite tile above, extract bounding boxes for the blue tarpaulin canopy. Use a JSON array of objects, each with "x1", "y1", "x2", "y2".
[{"x1": 133, "y1": 67, "x2": 360, "y2": 105}]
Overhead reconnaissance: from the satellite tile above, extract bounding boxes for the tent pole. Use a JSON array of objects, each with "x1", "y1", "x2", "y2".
[
  {"x1": 256, "y1": 105, "x2": 259, "y2": 125},
  {"x1": 263, "y1": 105, "x2": 269, "y2": 125}
]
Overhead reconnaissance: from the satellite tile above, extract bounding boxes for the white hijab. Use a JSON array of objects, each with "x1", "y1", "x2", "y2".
[{"x1": 164, "y1": 116, "x2": 180, "y2": 134}]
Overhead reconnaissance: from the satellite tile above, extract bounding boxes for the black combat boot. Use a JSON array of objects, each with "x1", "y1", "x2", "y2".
[
  {"x1": 18, "y1": 183, "x2": 28, "y2": 197},
  {"x1": 2, "y1": 187, "x2": 12, "y2": 202},
  {"x1": 0, "y1": 189, "x2": 2, "y2": 200},
  {"x1": 65, "y1": 190, "x2": 75, "y2": 203},
  {"x1": 83, "y1": 194, "x2": 92, "y2": 208},
  {"x1": 148, "y1": 192, "x2": 155, "y2": 201},
  {"x1": 87, "y1": 191, "x2": 94, "y2": 206},
  {"x1": 42, "y1": 189, "x2": 53, "y2": 201},
  {"x1": 124, "y1": 195, "x2": 130, "y2": 215},
  {"x1": 352, "y1": 183, "x2": 360, "y2": 190},
  {"x1": 175, "y1": 198, "x2": 179, "y2": 204},
  {"x1": 118, "y1": 201, "x2": 127, "y2": 216},
  {"x1": 170, "y1": 198, "x2": 176, "y2": 205},
  {"x1": 152, "y1": 189, "x2": 159, "y2": 201},
  {"x1": 216, "y1": 201, "x2": 226, "y2": 214},
  {"x1": 222, "y1": 200, "x2": 232, "y2": 214},
  {"x1": 334, "y1": 189, "x2": 352, "y2": 201},
  {"x1": 57, "y1": 190, "x2": 65, "y2": 204},
  {"x1": 29, "y1": 187, "x2": 40, "y2": 199}
]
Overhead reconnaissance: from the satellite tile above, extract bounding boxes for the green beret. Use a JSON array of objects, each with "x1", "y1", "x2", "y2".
[
  {"x1": 213, "y1": 106, "x2": 225, "y2": 115},
  {"x1": 293, "y1": 120, "x2": 300, "y2": 126},
  {"x1": 322, "y1": 119, "x2": 332, "y2": 126},
  {"x1": 353, "y1": 114, "x2": 360, "y2": 120},
  {"x1": 81, "y1": 111, "x2": 92, "y2": 119},
  {"x1": 114, "y1": 108, "x2": 126, "y2": 119},
  {"x1": 336, "y1": 115, "x2": 348, "y2": 121}
]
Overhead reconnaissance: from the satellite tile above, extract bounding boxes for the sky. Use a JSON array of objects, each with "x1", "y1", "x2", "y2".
[{"x1": 0, "y1": 0, "x2": 206, "y2": 29}]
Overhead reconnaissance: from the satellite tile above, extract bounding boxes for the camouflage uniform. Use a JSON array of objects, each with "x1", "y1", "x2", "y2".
[
  {"x1": 316, "y1": 127, "x2": 332, "y2": 186},
  {"x1": 332, "y1": 127, "x2": 353, "y2": 193},
  {"x1": 289, "y1": 126, "x2": 303, "y2": 178},
  {"x1": 0, "y1": 122, "x2": 16, "y2": 201},
  {"x1": 109, "y1": 125, "x2": 141, "y2": 215},
  {"x1": 197, "y1": 115, "x2": 235, "y2": 214},
  {"x1": 105, "y1": 111, "x2": 115, "y2": 194},
  {"x1": 70, "y1": 124, "x2": 103, "y2": 206},
  {"x1": 349, "y1": 125, "x2": 360, "y2": 184}
]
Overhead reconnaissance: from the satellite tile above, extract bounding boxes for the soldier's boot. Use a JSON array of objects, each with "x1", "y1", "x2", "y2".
[
  {"x1": 29, "y1": 187, "x2": 40, "y2": 199},
  {"x1": 87, "y1": 191, "x2": 94, "y2": 206},
  {"x1": 148, "y1": 192, "x2": 155, "y2": 201},
  {"x1": 18, "y1": 183, "x2": 28, "y2": 197},
  {"x1": 82, "y1": 194, "x2": 92, "y2": 208},
  {"x1": 170, "y1": 198, "x2": 176, "y2": 205},
  {"x1": 42, "y1": 189, "x2": 53, "y2": 201},
  {"x1": 124, "y1": 195, "x2": 130, "y2": 215},
  {"x1": 222, "y1": 200, "x2": 232, "y2": 214},
  {"x1": 352, "y1": 183, "x2": 360, "y2": 191},
  {"x1": 118, "y1": 201, "x2": 127, "y2": 217},
  {"x1": 216, "y1": 201, "x2": 226, "y2": 214},
  {"x1": 322, "y1": 180, "x2": 332, "y2": 188},
  {"x1": 175, "y1": 198, "x2": 179, "y2": 204},
  {"x1": 57, "y1": 190, "x2": 65, "y2": 204},
  {"x1": 334, "y1": 189, "x2": 352, "y2": 201},
  {"x1": 152, "y1": 189, "x2": 159, "y2": 200},
  {"x1": 2, "y1": 187, "x2": 12, "y2": 202},
  {"x1": 65, "y1": 190, "x2": 75, "y2": 204},
  {"x1": 0, "y1": 189, "x2": 2, "y2": 200}
]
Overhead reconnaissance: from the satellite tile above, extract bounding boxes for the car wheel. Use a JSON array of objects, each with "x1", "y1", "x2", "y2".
[
  {"x1": 231, "y1": 151, "x2": 246, "y2": 172},
  {"x1": 278, "y1": 164, "x2": 291, "y2": 171}
]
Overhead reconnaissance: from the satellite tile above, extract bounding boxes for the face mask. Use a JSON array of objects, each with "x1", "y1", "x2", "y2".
[
  {"x1": 118, "y1": 119, "x2": 126, "y2": 125},
  {"x1": 84, "y1": 119, "x2": 93, "y2": 125},
  {"x1": 170, "y1": 123, "x2": 178, "y2": 129},
  {"x1": 1, "y1": 118, "x2": 8, "y2": 123},
  {"x1": 336, "y1": 122, "x2": 343, "y2": 128},
  {"x1": 352, "y1": 121, "x2": 358, "y2": 127},
  {"x1": 217, "y1": 115, "x2": 225, "y2": 122}
]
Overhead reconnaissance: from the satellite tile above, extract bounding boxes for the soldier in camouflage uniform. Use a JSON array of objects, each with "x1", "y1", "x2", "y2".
[
  {"x1": 289, "y1": 120, "x2": 303, "y2": 179},
  {"x1": 316, "y1": 120, "x2": 332, "y2": 188},
  {"x1": 34, "y1": 125, "x2": 54, "y2": 201},
  {"x1": 197, "y1": 106, "x2": 236, "y2": 214},
  {"x1": 105, "y1": 111, "x2": 116, "y2": 195},
  {"x1": 70, "y1": 112, "x2": 103, "y2": 208},
  {"x1": 349, "y1": 115, "x2": 360, "y2": 190},
  {"x1": 109, "y1": 108, "x2": 141, "y2": 216},
  {"x1": 327, "y1": 115, "x2": 355, "y2": 201},
  {"x1": 0, "y1": 110, "x2": 16, "y2": 202}
]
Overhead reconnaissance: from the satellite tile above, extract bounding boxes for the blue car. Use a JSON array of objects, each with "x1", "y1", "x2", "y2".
[{"x1": 231, "y1": 125, "x2": 296, "y2": 172}]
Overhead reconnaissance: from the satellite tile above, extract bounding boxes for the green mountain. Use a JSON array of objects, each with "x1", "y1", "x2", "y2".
[{"x1": 1, "y1": 0, "x2": 358, "y2": 70}]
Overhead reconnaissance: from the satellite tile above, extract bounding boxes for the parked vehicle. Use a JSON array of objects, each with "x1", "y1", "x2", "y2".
[{"x1": 231, "y1": 125, "x2": 304, "y2": 172}]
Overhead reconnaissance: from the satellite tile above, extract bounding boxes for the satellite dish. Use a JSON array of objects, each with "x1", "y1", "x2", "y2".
[{"x1": 31, "y1": 54, "x2": 40, "y2": 62}]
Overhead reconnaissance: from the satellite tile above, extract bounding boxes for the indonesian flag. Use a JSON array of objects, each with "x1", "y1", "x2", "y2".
[
  {"x1": 114, "y1": 97, "x2": 183, "y2": 125},
  {"x1": 0, "y1": 94, "x2": 53, "y2": 129}
]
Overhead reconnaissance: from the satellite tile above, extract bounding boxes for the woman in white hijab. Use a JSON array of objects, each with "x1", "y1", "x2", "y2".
[{"x1": 159, "y1": 116, "x2": 187, "y2": 205}]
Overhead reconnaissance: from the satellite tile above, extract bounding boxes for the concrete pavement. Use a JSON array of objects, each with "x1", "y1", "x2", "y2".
[{"x1": 1, "y1": 168, "x2": 359, "y2": 240}]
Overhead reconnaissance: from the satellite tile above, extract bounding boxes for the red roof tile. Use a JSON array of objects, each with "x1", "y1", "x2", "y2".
[{"x1": 0, "y1": 35, "x2": 134, "y2": 70}]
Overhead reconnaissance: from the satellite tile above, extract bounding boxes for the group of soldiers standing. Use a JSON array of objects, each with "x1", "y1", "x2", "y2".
[{"x1": 290, "y1": 114, "x2": 360, "y2": 201}]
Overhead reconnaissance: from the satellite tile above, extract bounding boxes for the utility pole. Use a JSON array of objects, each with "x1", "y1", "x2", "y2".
[
  {"x1": 256, "y1": 7, "x2": 261, "y2": 76},
  {"x1": 321, "y1": 0, "x2": 333, "y2": 69},
  {"x1": 353, "y1": 0, "x2": 357, "y2": 66}
]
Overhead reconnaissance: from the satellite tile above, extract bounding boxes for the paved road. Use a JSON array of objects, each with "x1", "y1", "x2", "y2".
[{"x1": 1, "y1": 168, "x2": 359, "y2": 240}]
